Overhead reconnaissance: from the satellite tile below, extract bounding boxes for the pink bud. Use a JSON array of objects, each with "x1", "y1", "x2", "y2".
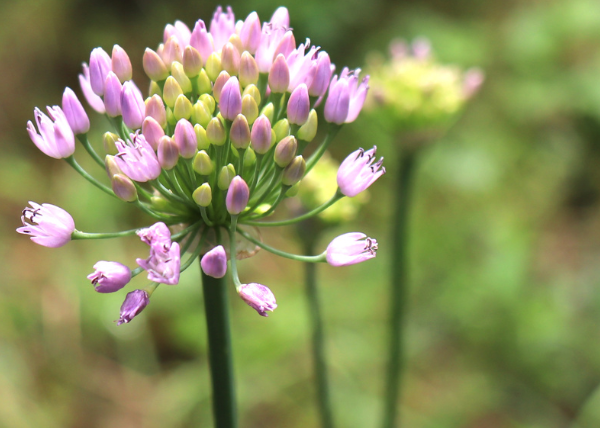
[
  {"x1": 268, "y1": 54, "x2": 290, "y2": 94},
  {"x1": 89, "y1": 47, "x2": 112, "y2": 96},
  {"x1": 239, "y1": 283, "x2": 277, "y2": 317},
  {"x1": 219, "y1": 77, "x2": 242, "y2": 120},
  {"x1": 201, "y1": 245, "x2": 228, "y2": 278},
  {"x1": 226, "y1": 176, "x2": 249, "y2": 215},
  {"x1": 111, "y1": 44, "x2": 132, "y2": 82},
  {"x1": 174, "y1": 119, "x2": 197, "y2": 158},
  {"x1": 103, "y1": 71, "x2": 123, "y2": 117},
  {"x1": 61, "y1": 87, "x2": 90, "y2": 135},
  {"x1": 287, "y1": 84, "x2": 310, "y2": 125}
]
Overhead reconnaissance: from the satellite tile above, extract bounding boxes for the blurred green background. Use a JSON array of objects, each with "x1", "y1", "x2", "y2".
[{"x1": 3, "y1": 0, "x2": 600, "y2": 427}]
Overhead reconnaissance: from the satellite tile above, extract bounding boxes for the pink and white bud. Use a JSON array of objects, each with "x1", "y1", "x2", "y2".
[
  {"x1": 61, "y1": 87, "x2": 90, "y2": 135},
  {"x1": 174, "y1": 118, "x2": 197, "y2": 158},
  {"x1": 143, "y1": 48, "x2": 170, "y2": 81},
  {"x1": 190, "y1": 20, "x2": 215, "y2": 65},
  {"x1": 89, "y1": 47, "x2": 112, "y2": 96},
  {"x1": 269, "y1": 7, "x2": 290, "y2": 28},
  {"x1": 219, "y1": 76, "x2": 242, "y2": 120},
  {"x1": 27, "y1": 106, "x2": 75, "y2": 159},
  {"x1": 201, "y1": 245, "x2": 228, "y2": 278},
  {"x1": 17, "y1": 201, "x2": 75, "y2": 248},
  {"x1": 337, "y1": 146, "x2": 385, "y2": 197},
  {"x1": 114, "y1": 133, "x2": 161, "y2": 182},
  {"x1": 121, "y1": 81, "x2": 145, "y2": 130},
  {"x1": 103, "y1": 71, "x2": 123, "y2": 117},
  {"x1": 287, "y1": 84, "x2": 310, "y2": 125},
  {"x1": 79, "y1": 63, "x2": 105, "y2": 113},
  {"x1": 268, "y1": 54, "x2": 290, "y2": 93},
  {"x1": 209, "y1": 6, "x2": 236, "y2": 51},
  {"x1": 162, "y1": 36, "x2": 183, "y2": 69},
  {"x1": 240, "y1": 12, "x2": 262, "y2": 54},
  {"x1": 145, "y1": 94, "x2": 167, "y2": 129},
  {"x1": 250, "y1": 114, "x2": 272, "y2": 154},
  {"x1": 116, "y1": 290, "x2": 149, "y2": 325},
  {"x1": 157, "y1": 136, "x2": 180, "y2": 170},
  {"x1": 326, "y1": 232, "x2": 378, "y2": 267},
  {"x1": 87, "y1": 261, "x2": 131, "y2": 293},
  {"x1": 309, "y1": 51, "x2": 334, "y2": 97},
  {"x1": 111, "y1": 44, "x2": 132, "y2": 82},
  {"x1": 226, "y1": 176, "x2": 249, "y2": 215},
  {"x1": 221, "y1": 42, "x2": 241, "y2": 75},
  {"x1": 239, "y1": 283, "x2": 277, "y2": 317},
  {"x1": 411, "y1": 37, "x2": 431, "y2": 60},
  {"x1": 142, "y1": 116, "x2": 165, "y2": 150}
]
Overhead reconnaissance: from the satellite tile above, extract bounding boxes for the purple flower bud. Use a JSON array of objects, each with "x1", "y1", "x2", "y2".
[
  {"x1": 325, "y1": 68, "x2": 370, "y2": 124},
  {"x1": 226, "y1": 176, "x2": 249, "y2": 215},
  {"x1": 87, "y1": 261, "x2": 131, "y2": 293},
  {"x1": 240, "y1": 12, "x2": 262, "y2": 54},
  {"x1": 61, "y1": 87, "x2": 90, "y2": 135},
  {"x1": 209, "y1": 6, "x2": 236, "y2": 52},
  {"x1": 137, "y1": 241, "x2": 181, "y2": 285},
  {"x1": 17, "y1": 201, "x2": 75, "y2": 248},
  {"x1": 213, "y1": 71, "x2": 231, "y2": 103},
  {"x1": 121, "y1": 81, "x2": 145, "y2": 130},
  {"x1": 268, "y1": 54, "x2": 290, "y2": 94},
  {"x1": 116, "y1": 290, "x2": 149, "y2": 325},
  {"x1": 190, "y1": 20, "x2": 215, "y2": 65},
  {"x1": 287, "y1": 84, "x2": 310, "y2": 125},
  {"x1": 255, "y1": 25, "x2": 288, "y2": 73},
  {"x1": 111, "y1": 173, "x2": 138, "y2": 202},
  {"x1": 174, "y1": 118, "x2": 197, "y2": 158},
  {"x1": 27, "y1": 106, "x2": 75, "y2": 159},
  {"x1": 111, "y1": 44, "x2": 132, "y2": 82},
  {"x1": 79, "y1": 63, "x2": 105, "y2": 113},
  {"x1": 239, "y1": 283, "x2": 277, "y2": 317},
  {"x1": 142, "y1": 116, "x2": 165, "y2": 150},
  {"x1": 103, "y1": 71, "x2": 123, "y2": 117},
  {"x1": 287, "y1": 42, "x2": 318, "y2": 91},
  {"x1": 219, "y1": 76, "x2": 242, "y2": 120},
  {"x1": 230, "y1": 114, "x2": 251, "y2": 149},
  {"x1": 145, "y1": 94, "x2": 167, "y2": 129},
  {"x1": 162, "y1": 36, "x2": 183, "y2": 69},
  {"x1": 309, "y1": 51, "x2": 333, "y2": 97},
  {"x1": 115, "y1": 133, "x2": 161, "y2": 182},
  {"x1": 201, "y1": 245, "x2": 228, "y2": 278},
  {"x1": 143, "y1": 48, "x2": 170, "y2": 81},
  {"x1": 326, "y1": 232, "x2": 378, "y2": 267},
  {"x1": 89, "y1": 47, "x2": 112, "y2": 96},
  {"x1": 158, "y1": 135, "x2": 180, "y2": 170},
  {"x1": 250, "y1": 114, "x2": 272, "y2": 154},
  {"x1": 337, "y1": 146, "x2": 385, "y2": 197},
  {"x1": 137, "y1": 222, "x2": 171, "y2": 247},
  {"x1": 270, "y1": 7, "x2": 290, "y2": 28}
]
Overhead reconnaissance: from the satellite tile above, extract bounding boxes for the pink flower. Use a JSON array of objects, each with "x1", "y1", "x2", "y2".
[
  {"x1": 337, "y1": 146, "x2": 385, "y2": 197},
  {"x1": 78, "y1": 63, "x2": 105, "y2": 113},
  {"x1": 117, "y1": 290, "x2": 149, "y2": 325},
  {"x1": 239, "y1": 283, "x2": 278, "y2": 317},
  {"x1": 17, "y1": 202, "x2": 75, "y2": 248},
  {"x1": 324, "y1": 68, "x2": 370, "y2": 124},
  {"x1": 27, "y1": 106, "x2": 75, "y2": 159},
  {"x1": 201, "y1": 245, "x2": 228, "y2": 278},
  {"x1": 87, "y1": 261, "x2": 131, "y2": 293},
  {"x1": 326, "y1": 232, "x2": 378, "y2": 267},
  {"x1": 115, "y1": 133, "x2": 161, "y2": 182}
]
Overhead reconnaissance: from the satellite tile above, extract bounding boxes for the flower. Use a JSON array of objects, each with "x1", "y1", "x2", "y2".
[
  {"x1": 27, "y1": 106, "x2": 75, "y2": 159},
  {"x1": 78, "y1": 63, "x2": 105, "y2": 113},
  {"x1": 324, "y1": 68, "x2": 370, "y2": 124},
  {"x1": 239, "y1": 283, "x2": 277, "y2": 316},
  {"x1": 117, "y1": 290, "x2": 150, "y2": 325},
  {"x1": 137, "y1": 241, "x2": 181, "y2": 285},
  {"x1": 201, "y1": 245, "x2": 228, "y2": 278},
  {"x1": 337, "y1": 146, "x2": 385, "y2": 197},
  {"x1": 87, "y1": 261, "x2": 132, "y2": 293},
  {"x1": 136, "y1": 222, "x2": 172, "y2": 246},
  {"x1": 17, "y1": 202, "x2": 75, "y2": 248},
  {"x1": 326, "y1": 232, "x2": 378, "y2": 266},
  {"x1": 114, "y1": 133, "x2": 161, "y2": 182}
]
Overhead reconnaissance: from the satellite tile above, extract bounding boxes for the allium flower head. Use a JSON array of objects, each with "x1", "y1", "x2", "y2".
[
  {"x1": 337, "y1": 146, "x2": 385, "y2": 197},
  {"x1": 326, "y1": 232, "x2": 378, "y2": 267},
  {"x1": 17, "y1": 202, "x2": 75, "y2": 248}
]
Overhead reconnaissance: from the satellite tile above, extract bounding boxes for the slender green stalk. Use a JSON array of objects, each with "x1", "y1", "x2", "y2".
[
  {"x1": 64, "y1": 156, "x2": 115, "y2": 198},
  {"x1": 78, "y1": 134, "x2": 105, "y2": 168},
  {"x1": 381, "y1": 150, "x2": 418, "y2": 428},
  {"x1": 236, "y1": 227, "x2": 326, "y2": 263},
  {"x1": 304, "y1": 238, "x2": 335, "y2": 428},
  {"x1": 305, "y1": 125, "x2": 342, "y2": 174},
  {"x1": 201, "y1": 265, "x2": 237, "y2": 428},
  {"x1": 72, "y1": 228, "x2": 140, "y2": 240}
]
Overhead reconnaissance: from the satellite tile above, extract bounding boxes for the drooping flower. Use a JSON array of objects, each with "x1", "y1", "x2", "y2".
[
  {"x1": 337, "y1": 146, "x2": 385, "y2": 197},
  {"x1": 137, "y1": 241, "x2": 181, "y2": 285},
  {"x1": 201, "y1": 245, "x2": 228, "y2": 278},
  {"x1": 239, "y1": 283, "x2": 278, "y2": 316},
  {"x1": 87, "y1": 261, "x2": 132, "y2": 293},
  {"x1": 17, "y1": 202, "x2": 75, "y2": 248},
  {"x1": 27, "y1": 106, "x2": 75, "y2": 159},
  {"x1": 116, "y1": 289, "x2": 150, "y2": 325},
  {"x1": 324, "y1": 68, "x2": 370, "y2": 124},
  {"x1": 136, "y1": 222, "x2": 172, "y2": 247},
  {"x1": 114, "y1": 133, "x2": 161, "y2": 182},
  {"x1": 326, "y1": 232, "x2": 378, "y2": 267}
]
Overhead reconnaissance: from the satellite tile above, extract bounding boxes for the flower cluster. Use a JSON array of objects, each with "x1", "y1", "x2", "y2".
[{"x1": 17, "y1": 6, "x2": 383, "y2": 323}]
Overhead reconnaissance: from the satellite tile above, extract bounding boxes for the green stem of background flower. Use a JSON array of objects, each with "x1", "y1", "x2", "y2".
[
  {"x1": 201, "y1": 265, "x2": 237, "y2": 428},
  {"x1": 381, "y1": 149, "x2": 418, "y2": 428}
]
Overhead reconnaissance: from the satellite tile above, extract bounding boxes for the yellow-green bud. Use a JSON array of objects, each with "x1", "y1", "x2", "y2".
[
  {"x1": 193, "y1": 183, "x2": 212, "y2": 207},
  {"x1": 103, "y1": 132, "x2": 119, "y2": 155},
  {"x1": 205, "y1": 52, "x2": 222, "y2": 82},
  {"x1": 196, "y1": 69, "x2": 212, "y2": 95},
  {"x1": 244, "y1": 147, "x2": 256, "y2": 168},
  {"x1": 104, "y1": 155, "x2": 121, "y2": 177},
  {"x1": 213, "y1": 71, "x2": 231, "y2": 103},
  {"x1": 207, "y1": 117, "x2": 226, "y2": 146},
  {"x1": 218, "y1": 164, "x2": 236, "y2": 190},
  {"x1": 260, "y1": 102, "x2": 274, "y2": 123},
  {"x1": 241, "y1": 95, "x2": 258, "y2": 125},
  {"x1": 174, "y1": 94, "x2": 193, "y2": 120},
  {"x1": 143, "y1": 48, "x2": 169, "y2": 81},
  {"x1": 282, "y1": 155, "x2": 306, "y2": 186},
  {"x1": 273, "y1": 118, "x2": 290, "y2": 143},
  {"x1": 274, "y1": 135, "x2": 297, "y2": 168},
  {"x1": 230, "y1": 114, "x2": 251, "y2": 149},
  {"x1": 194, "y1": 124, "x2": 210, "y2": 150},
  {"x1": 228, "y1": 33, "x2": 243, "y2": 54},
  {"x1": 298, "y1": 109, "x2": 318, "y2": 142},
  {"x1": 193, "y1": 150, "x2": 213, "y2": 175},
  {"x1": 243, "y1": 84, "x2": 261, "y2": 105},
  {"x1": 166, "y1": 107, "x2": 177, "y2": 126},
  {"x1": 286, "y1": 181, "x2": 301, "y2": 197},
  {"x1": 111, "y1": 173, "x2": 138, "y2": 202},
  {"x1": 192, "y1": 100, "x2": 212, "y2": 127},
  {"x1": 200, "y1": 94, "x2": 216, "y2": 114},
  {"x1": 239, "y1": 52, "x2": 259, "y2": 87},
  {"x1": 183, "y1": 46, "x2": 203, "y2": 77},
  {"x1": 148, "y1": 81, "x2": 162, "y2": 97},
  {"x1": 163, "y1": 76, "x2": 183, "y2": 108},
  {"x1": 171, "y1": 61, "x2": 193, "y2": 93}
]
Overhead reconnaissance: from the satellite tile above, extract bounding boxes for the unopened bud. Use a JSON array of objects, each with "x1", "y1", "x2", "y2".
[
  {"x1": 174, "y1": 94, "x2": 193, "y2": 120},
  {"x1": 201, "y1": 94, "x2": 216, "y2": 113},
  {"x1": 250, "y1": 114, "x2": 272, "y2": 154},
  {"x1": 200, "y1": 245, "x2": 227, "y2": 278},
  {"x1": 226, "y1": 176, "x2": 249, "y2": 215},
  {"x1": 112, "y1": 173, "x2": 138, "y2": 202},
  {"x1": 194, "y1": 124, "x2": 210, "y2": 150},
  {"x1": 287, "y1": 84, "x2": 310, "y2": 125},
  {"x1": 161, "y1": 35, "x2": 183, "y2": 69},
  {"x1": 260, "y1": 102, "x2": 274, "y2": 123},
  {"x1": 142, "y1": 116, "x2": 165, "y2": 150},
  {"x1": 166, "y1": 107, "x2": 177, "y2": 126},
  {"x1": 221, "y1": 42, "x2": 241, "y2": 76},
  {"x1": 183, "y1": 46, "x2": 203, "y2": 77},
  {"x1": 205, "y1": 52, "x2": 222, "y2": 82},
  {"x1": 157, "y1": 135, "x2": 180, "y2": 170},
  {"x1": 163, "y1": 76, "x2": 183, "y2": 108},
  {"x1": 282, "y1": 155, "x2": 306, "y2": 186},
  {"x1": 148, "y1": 81, "x2": 162, "y2": 97},
  {"x1": 241, "y1": 95, "x2": 258, "y2": 125},
  {"x1": 196, "y1": 69, "x2": 212, "y2": 95},
  {"x1": 103, "y1": 132, "x2": 120, "y2": 155},
  {"x1": 274, "y1": 135, "x2": 297, "y2": 167},
  {"x1": 171, "y1": 61, "x2": 193, "y2": 93},
  {"x1": 273, "y1": 118, "x2": 290, "y2": 143},
  {"x1": 193, "y1": 150, "x2": 213, "y2": 175},
  {"x1": 174, "y1": 119, "x2": 197, "y2": 158},
  {"x1": 220, "y1": 77, "x2": 242, "y2": 120},
  {"x1": 244, "y1": 147, "x2": 256, "y2": 167},
  {"x1": 230, "y1": 114, "x2": 251, "y2": 149},
  {"x1": 213, "y1": 71, "x2": 231, "y2": 103},
  {"x1": 103, "y1": 72, "x2": 122, "y2": 117},
  {"x1": 298, "y1": 109, "x2": 318, "y2": 142},
  {"x1": 192, "y1": 100, "x2": 212, "y2": 127},
  {"x1": 268, "y1": 54, "x2": 290, "y2": 94},
  {"x1": 218, "y1": 164, "x2": 236, "y2": 190},
  {"x1": 242, "y1": 84, "x2": 261, "y2": 105},
  {"x1": 112, "y1": 44, "x2": 132, "y2": 82},
  {"x1": 105, "y1": 154, "x2": 121, "y2": 177},
  {"x1": 193, "y1": 183, "x2": 212, "y2": 207},
  {"x1": 239, "y1": 52, "x2": 259, "y2": 87},
  {"x1": 143, "y1": 48, "x2": 169, "y2": 81},
  {"x1": 228, "y1": 34, "x2": 243, "y2": 55},
  {"x1": 145, "y1": 95, "x2": 167, "y2": 128},
  {"x1": 207, "y1": 117, "x2": 226, "y2": 146}
]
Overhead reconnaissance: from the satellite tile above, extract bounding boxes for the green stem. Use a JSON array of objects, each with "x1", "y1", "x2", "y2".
[
  {"x1": 305, "y1": 125, "x2": 342, "y2": 174},
  {"x1": 78, "y1": 134, "x2": 105, "y2": 168},
  {"x1": 381, "y1": 150, "x2": 418, "y2": 428},
  {"x1": 236, "y1": 227, "x2": 326, "y2": 263},
  {"x1": 64, "y1": 156, "x2": 115, "y2": 198},
  {"x1": 304, "y1": 239, "x2": 335, "y2": 428},
  {"x1": 229, "y1": 216, "x2": 242, "y2": 288},
  {"x1": 242, "y1": 190, "x2": 343, "y2": 226},
  {"x1": 201, "y1": 266, "x2": 237, "y2": 428},
  {"x1": 72, "y1": 228, "x2": 140, "y2": 240}
]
